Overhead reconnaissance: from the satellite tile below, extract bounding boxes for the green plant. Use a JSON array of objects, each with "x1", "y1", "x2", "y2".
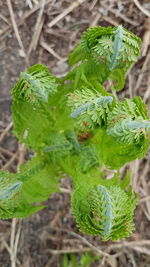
[
  {"x1": 0, "y1": 26, "x2": 149, "y2": 241},
  {"x1": 61, "y1": 252, "x2": 100, "y2": 267}
]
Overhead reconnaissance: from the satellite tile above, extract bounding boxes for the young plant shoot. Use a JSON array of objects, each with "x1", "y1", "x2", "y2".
[{"x1": 0, "y1": 26, "x2": 149, "y2": 241}]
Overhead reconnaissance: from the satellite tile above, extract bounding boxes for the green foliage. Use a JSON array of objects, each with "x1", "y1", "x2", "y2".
[
  {"x1": 12, "y1": 64, "x2": 59, "y2": 151},
  {"x1": 108, "y1": 69, "x2": 125, "y2": 92},
  {"x1": 92, "y1": 129, "x2": 148, "y2": 169},
  {"x1": 0, "y1": 156, "x2": 59, "y2": 219},
  {"x1": 107, "y1": 97, "x2": 149, "y2": 144},
  {"x1": 0, "y1": 26, "x2": 149, "y2": 242},
  {"x1": 69, "y1": 26, "x2": 141, "y2": 70},
  {"x1": 80, "y1": 252, "x2": 100, "y2": 267},
  {"x1": 13, "y1": 64, "x2": 57, "y2": 104},
  {"x1": 61, "y1": 252, "x2": 100, "y2": 267},
  {"x1": 72, "y1": 184, "x2": 137, "y2": 241},
  {"x1": 71, "y1": 171, "x2": 138, "y2": 241},
  {"x1": 68, "y1": 25, "x2": 141, "y2": 90},
  {"x1": 68, "y1": 88, "x2": 114, "y2": 130}
]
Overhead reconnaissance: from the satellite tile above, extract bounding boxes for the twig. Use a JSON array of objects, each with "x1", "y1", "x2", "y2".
[
  {"x1": 33, "y1": 0, "x2": 39, "y2": 4},
  {"x1": 0, "y1": 0, "x2": 52, "y2": 39},
  {"x1": 0, "y1": 121, "x2": 13, "y2": 143},
  {"x1": 130, "y1": 159, "x2": 141, "y2": 192},
  {"x1": 90, "y1": 13, "x2": 101, "y2": 27},
  {"x1": 141, "y1": 22, "x2": 150, "y2": 57},
  {"x1": 26, "y1": 0, "x2": 33, "y2": 9},
  {"x1": 129, "y1": 253, "x2": 137, "y2": 267},
  {"x1": 27, "y1": 0, "x2": 39, "y2": 9},
  {"x1": 0, "y1": 147, "x2": 15, "y2": 157},
  {"x1": 108, "y1": 240, "x2": 150, "y2": 250},
  {"x1": 107, "y1": 241, "x2": 150, "y2": 258},
  {"x1": 49, "y1": 227, "x2": 118, "y2": 258},
  {"x1": 0, "y1": 153, "x2": 7, "y2": 163},
  {"x1": 40, "y1": 39, "x2": 64, "y2": 60},
  {"x1": 140, "y1": 158, "x2": 150, "y2": 192},
  {"x1": 3, "y1": 219, "x2": 21, "y2": 267},
  {"x1": 17, "y1": 144, "x2": 25, "y2": 167},
  {"x1": 10, "y1": 219, "x2": 17, "y2": 267},
  {"x1": 3, "y1": 239, "x2": 13, "y2": 256},
  {"x1": 48, "y1": 0, "x2": 86, "y2": 28},
  {"x1": 135, "y1": 52, "x2": 150, "y2": 92},
  {"x1": 28, "y1": 0, "x2": 45, "y2": 55},
  {"x1": 132, "y1": 246, "x2": 150, "y2": 256},
  {"x1": 6, "y1": 0, "x2": 28, "y2": 64},
  {"x1": 14, "y1": 220, "x2": 22, "y2": 262},
  {"x1": 45, "y1": 256, "x2": 57, "y2": 267},
  {"x1": 90, "y1": 0, "x2": 98, "y2": 11},
  {"x1": 3, "y1": 240, "x2": 21, "y2": 266},
  {"x1": 133, "y1": 0, "x2": 150, "y2": 17},
  {"x1": 0, "y1": 149, "x2": 17, "y2": 171},
  {"x1": 102, "y1": 16, "x2": 119, "y2": 26},
  {"x1": 47, "y1": 248, "x2": 92, "y2": 254},
  {"x1": 1, "y1": 153, "x2": 18, "y2": 170},
  {"x1": 0, "y1": 13, "x2": 10, "y2": 25},
  {"x1": 140, "y1": 196, "x2": 150, "y2": 203},
  {"x1": 128, "y1": 71, "x2": 133, "y2": 98},
  {"x1": 101, "y1": 2, "x2": 139, "y2": 26},
  {"x1": 144, "y1": 83, "x2": 150, "y2": 102},
  {"x1": 59, "y1": 187, "x2": 71, "y2": 194},
  {"x1": 45, "y1": 28, "x2": 68, "y2": 39}
]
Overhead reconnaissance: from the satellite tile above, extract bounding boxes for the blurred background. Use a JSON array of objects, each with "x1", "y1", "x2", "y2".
[{"x1": 0, "y1": 0, "x2": 150, "y2": 266}]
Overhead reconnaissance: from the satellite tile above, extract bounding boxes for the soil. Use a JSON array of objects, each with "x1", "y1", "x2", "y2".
[{"x1": 0, "y1": 0, "x2": 150, "y2": 266}]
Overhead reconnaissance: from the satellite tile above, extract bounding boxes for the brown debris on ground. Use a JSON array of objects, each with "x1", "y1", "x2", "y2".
[{"x1": 0, "y1": 0, "x2": 150, "y2": 266}]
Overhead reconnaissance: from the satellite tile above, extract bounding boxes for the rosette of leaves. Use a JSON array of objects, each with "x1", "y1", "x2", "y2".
[
  {"x1": 72, "y1": 174, "x2": 137, "y2": 241},
  {"x1": 68, "y1": 87, "x2": 114, "y2": 130}
]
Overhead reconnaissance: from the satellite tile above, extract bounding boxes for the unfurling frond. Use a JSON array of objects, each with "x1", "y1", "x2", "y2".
[
  {"x1": 12, "y1": 64, "x2": 58, "y2": 150},
  {"x1": 72, "y1": 181, "x2": 137, "y2": 241},
  {"x1": 68, "y1": 88, "x2": 114, "y2": 129},
  {"x1": 13, "y1": 64, "x2": 57, "y2": 104},
  {"x1": 69, "y1": 25, "x2": 141, "y2": 71},
  {"x1": 107, "y1": 97, "x2": 149, "y2": 144},
  {"x1": 108, "y1": 120, "x2": 150, "y2": 144},
  {"x1": 69, "y1": 26, "x2": 114, "y2": 66},
  {"x1": 91, "y1": 97, "x2": 149, "y2": 168},
  {"x1": 68, "y1": 26, "x2": 141, "y2": 92}
]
